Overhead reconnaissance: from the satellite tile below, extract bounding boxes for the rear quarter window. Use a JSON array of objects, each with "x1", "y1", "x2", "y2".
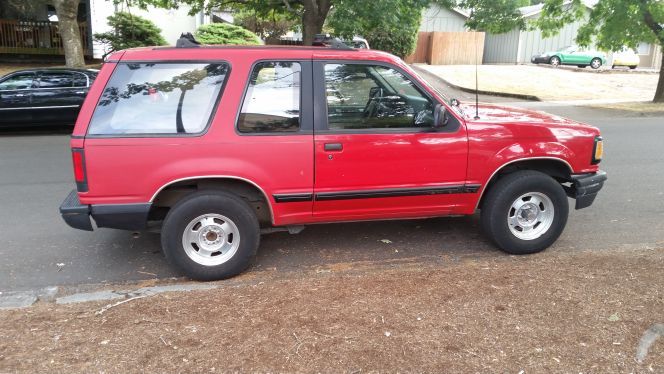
[{"x1": 88, "y1": 62, "x2": 229, "y2": 135}]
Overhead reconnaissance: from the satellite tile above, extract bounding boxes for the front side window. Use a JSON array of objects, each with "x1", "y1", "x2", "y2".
[
  {"x1": 237, "y1": 61, "x2": 301, "y2": 133},
  {"x1": 88, "y1": 63, "x2": 228, "y2": 135},
  {"x1": 324, "y1": 63, "x2": 434, "y2": 131},
  {"x1": 0, "y1": 73, "x2": 35, "y2": 90}
]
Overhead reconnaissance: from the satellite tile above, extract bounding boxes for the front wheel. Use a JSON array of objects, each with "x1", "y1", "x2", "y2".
[
  {"x1": 480, "y1": 171, "x2": 569, "y2": 255},
  {"x1": 629, "y1": 65, "x2": 637, "y2": 70},
  {"x1": 590, "y1": 58, "x2": 602, "y2": 69},
  {"x1": 549, "y1": 56, "x2": 561, "y2": 67},
  {"x1": 161, "y1": 191, "x2": 260, "y2": 280}
]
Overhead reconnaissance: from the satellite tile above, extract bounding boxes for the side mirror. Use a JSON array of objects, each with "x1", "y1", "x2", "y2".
[{"x1": 433, "y1": 104, "x2": 448, "y2": 128}]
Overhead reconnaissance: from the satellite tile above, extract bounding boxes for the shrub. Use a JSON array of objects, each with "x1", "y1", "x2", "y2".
[
  {"x1": 194, "y1": 23, "x2": 262, "y2": 45},
  {"x1": 93, "y1": 12, "x2": 167, "y2": 54}
]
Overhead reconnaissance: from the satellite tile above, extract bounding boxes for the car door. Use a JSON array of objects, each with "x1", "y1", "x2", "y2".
[
  {"x1": 0, "y1": 72, "x2": 36, "y2": 125},
  {"x1": 312, "y1": 61, "x2": 469, "y2": 221},
  {"x1": 31, "y1": 71, "x2": 86, "y2": 124}
]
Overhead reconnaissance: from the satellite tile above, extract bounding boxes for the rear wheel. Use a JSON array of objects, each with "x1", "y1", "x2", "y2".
[
  {"x1": 161, "y1": 191, "x2": 260, "y2": 280},
  {"x1": 629, "y1": 65, "x2": 637, "y2": 70},
  {"x1": 590, "y1": 58, "x2": 602, "y2": 69},
  {"x1": 480, "y1": 171, "x2": 568, "y2": 255}
]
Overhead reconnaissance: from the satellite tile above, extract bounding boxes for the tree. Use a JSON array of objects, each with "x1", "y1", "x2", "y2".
[
  {"x1": 533, "y1": 0, "x2": 664, "y2": 103},
  {"x1": 329, "y1": 0, "x2": 429, "y2": 58},
  {"x1": 460, "y1": 0, "x2": 525, "y2": 33},
  {"x1": 194, "y1": 23, "x2": 261, "y2": 45},
  {"x1": 234, "y1": 8, "x2": 299, "y2": 44},
  {"x1": 53, "y1": 0, "x2": 85, "y2": 67},
  {"x1": 93, "y1": 12, "x2": 167, "y2": 57}
]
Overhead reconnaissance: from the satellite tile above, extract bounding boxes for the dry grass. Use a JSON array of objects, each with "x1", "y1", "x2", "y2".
[
  {"x1": 0, "y1": 247, "x2": 662, "y2": 373},
  {"x1": 589, "y1": 101, "x2": 664, "y2": 113},
  {"x1": 419, "y1": 64, "x2": 659, "y2": 102}
]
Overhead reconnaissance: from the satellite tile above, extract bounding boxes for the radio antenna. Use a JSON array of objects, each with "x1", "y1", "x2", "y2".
[{"x1": 474, "y1": 31, "x2": 480, "y2": 120}]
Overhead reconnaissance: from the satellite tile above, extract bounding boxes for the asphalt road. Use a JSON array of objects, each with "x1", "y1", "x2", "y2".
[{"x1": 1, "y1": 108, "x2": 663, "y2": 292}]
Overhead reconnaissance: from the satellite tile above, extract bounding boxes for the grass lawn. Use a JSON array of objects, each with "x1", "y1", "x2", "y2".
[{"x1": 418, "y1": 64, "x2": 660, "y2": 102}]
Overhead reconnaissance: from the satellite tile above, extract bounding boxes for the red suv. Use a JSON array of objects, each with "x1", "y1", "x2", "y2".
[{"x1": 60, "y1": 42, "x2": 606, "y2": 280}]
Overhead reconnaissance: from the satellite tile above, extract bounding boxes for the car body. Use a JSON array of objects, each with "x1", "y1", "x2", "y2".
[
  {"x1": 0, "y1": 68, "x2": 98, "y2": 126},
  {"x1": 60, "y1": 42, "x2": 606, "y2": 280},
  {"x1": 612, "y1": 47, "x2": 640, "y2": 69},
  {"x1": 531, "y1": 45, "x2": 607, "y2": 69}
]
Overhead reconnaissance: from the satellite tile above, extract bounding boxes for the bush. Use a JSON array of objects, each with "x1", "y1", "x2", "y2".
[
  {"x1": 94, "y1": 12, "x2": 167, "y2": 54},
  {"x1": 194, "y1": 23, "x2": 262, "y2": 45}
]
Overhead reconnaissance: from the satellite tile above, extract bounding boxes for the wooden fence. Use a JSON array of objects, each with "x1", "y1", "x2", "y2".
[
  {"x1": 0, "y1": 19, "x2": 90, "y2": 56},
  {"x1": 405, "y1": 31, "x2": 485, "y2": 65}
]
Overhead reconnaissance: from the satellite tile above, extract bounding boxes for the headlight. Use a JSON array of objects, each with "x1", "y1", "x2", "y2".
[{"x1": 592, "y1": 136, "x2": 603, "y2": 164}]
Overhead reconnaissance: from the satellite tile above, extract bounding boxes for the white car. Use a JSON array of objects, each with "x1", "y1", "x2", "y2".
[{"x1": 612, "y1": 48, "x2": 640, "y2": 69}]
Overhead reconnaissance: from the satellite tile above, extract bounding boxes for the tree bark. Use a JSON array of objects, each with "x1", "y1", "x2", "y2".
[
  {"x1": 654, "y1": 49, "x2": 664, "y2": 103},
  {"x1": 301, "y1": 0, "x2": 331, "y2": 45},
  {"x1": 53, "y1": 0, "x2": 85, "y2": 67}
]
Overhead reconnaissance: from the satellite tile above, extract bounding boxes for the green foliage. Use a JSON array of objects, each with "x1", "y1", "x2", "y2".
[
  {"x1": 329, "y1": 0, "x2": 429, "y2": 58},
  {"x1": 194, "y1": 23, "x2": 261, "y2": 45},
  {"x1": 234, "y1": 8, "x2": 299, "y2": 44},
  {"x1": 460, "y1": 0, "x2": 526, "y2": 33},
  {"x1": 93, "y1": 12, "x2": 167, "y2": 53}
]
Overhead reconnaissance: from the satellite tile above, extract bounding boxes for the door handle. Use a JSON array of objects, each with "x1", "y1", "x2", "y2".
[
  {"x1": 15, "y1": 93, "x2": 26, "y2": 97},
  {"x1": 75, "y1": 91, "x2": 86, "y2": 94},
  {"x1": 324, "y1": 143, "x2": 343, "y2": 151}
]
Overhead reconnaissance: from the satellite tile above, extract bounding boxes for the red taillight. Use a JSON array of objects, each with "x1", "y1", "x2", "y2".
[{"x1": 71, "y1": 149, "x2": 88, "y2": 192}]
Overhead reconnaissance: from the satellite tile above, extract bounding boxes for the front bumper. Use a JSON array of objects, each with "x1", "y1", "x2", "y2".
[
  {"x1": 531, "y1": 55, "x2": 550, "y2": 64},
  {"x1": 60, "y1": 189, "x2": 151, "y2": 231},
  {"x1": 565, "y1": 171, "x2": 607, "y2": 210}
]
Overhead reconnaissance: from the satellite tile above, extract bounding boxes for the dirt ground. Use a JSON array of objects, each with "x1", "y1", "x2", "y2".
[
  {"x1": 418, "y1": 64, "x2": 660, "y2": 102},
  {"x1": 0, "y1": 247, "x2": 662, "y2": 373}
]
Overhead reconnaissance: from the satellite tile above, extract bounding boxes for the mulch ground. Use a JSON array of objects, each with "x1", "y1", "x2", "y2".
[{"x1": 1, "y1": 247, "x2": 662, "y2": 373}]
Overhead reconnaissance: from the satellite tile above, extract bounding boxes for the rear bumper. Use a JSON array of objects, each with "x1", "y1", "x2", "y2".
[
  {"x1": 565, "y1": 170, "x2": 607, "y2": 210},
  {"x1": 60, "y1": 189, "x2": 151, "y2": 231}
]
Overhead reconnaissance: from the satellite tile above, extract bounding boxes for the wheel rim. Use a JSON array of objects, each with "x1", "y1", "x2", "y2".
[
  {"x1": 181, "y1": 214, "x2": 241, "y2": 266},
  {"x1": 507, "y1": 192, "x2": 555, "y2": 241},
  {"x1": 591, "y1": 59, "x2": 601, "y2": 68},
  {"x1": 551, "y1": 57, "x2": 560, "y2": 66}
]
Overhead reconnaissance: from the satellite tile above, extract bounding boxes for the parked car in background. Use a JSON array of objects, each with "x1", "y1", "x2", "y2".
[
  {"x1": 612, "y1": 47, "x2": 640, "y2": 69},
  {"x1": 0, "y1": 68, "x2": 98, "y2": 127},
  {"x1": 531, "y1": 46, "x2": 607, "y2": 69}
]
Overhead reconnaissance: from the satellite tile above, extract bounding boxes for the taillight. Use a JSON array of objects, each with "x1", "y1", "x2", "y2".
[{"x1": 71, "y1": 149, "x2": 88, "y2": 192}]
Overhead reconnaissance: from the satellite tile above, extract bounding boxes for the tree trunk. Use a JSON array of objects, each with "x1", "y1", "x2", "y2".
[
  {"x1": 301, "y1": 0, "x2": 331, "y2": 45},
  {"x1": 654, "y1": 49, "x2": 664, "y2": 103},
  {"x1": 53, "y1": 0, "x2": 85, "y2": 68}
]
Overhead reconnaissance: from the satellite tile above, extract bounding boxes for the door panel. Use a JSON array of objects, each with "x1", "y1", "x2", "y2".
[
  {"x1": 312, "y1": 62, "x2": 468, "y2": 221},
  {"x1": 32, "y1": 71, "x2": 85, "y2": 124},
  {"x1": 0, "y1": 72, "x2": 35, "y2": 125}
]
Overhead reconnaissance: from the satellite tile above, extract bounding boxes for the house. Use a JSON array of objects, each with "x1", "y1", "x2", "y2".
[
  {"x1": 483, "y1": 2, "x2": 662, "y2": 70},
  {"x1": 0, "y1": 0, "x2": 211, "y2": 61},
  {"x1": 419, "y1": 4, "x2": 469, "y2": 33}
]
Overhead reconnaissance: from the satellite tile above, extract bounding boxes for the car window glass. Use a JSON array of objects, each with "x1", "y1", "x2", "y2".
[
  {"x1": 237, "y1": 62, "x2": 301, "y2": 133},
  {"x1": 72, "y1": 73, "x2": 88, "y2": 87},
  {"x1": 39, "y1": 72, "x2": 74, "y2": 88},
  {"x1": 324, "y1": 63, "x2": 434, "y2": 131},
  {"x1": 88, "y1": 63, "x2": 229, "y2": 135},
  {"x1": 0, "y1": 73, "x2": 34, "y2": 90}
]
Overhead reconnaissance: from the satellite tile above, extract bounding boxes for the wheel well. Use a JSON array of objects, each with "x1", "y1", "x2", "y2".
[
  {"x1": 478, "y1": 159, "x2": 572, "y2": 210},
  {"x1": 148, "y1": 178, "x2": 272, "y2": 225}
]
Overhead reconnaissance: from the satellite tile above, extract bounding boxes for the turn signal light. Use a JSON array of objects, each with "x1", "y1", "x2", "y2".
[{"x1": 592, "y1": 136, "x2": 603, "y2": 164}]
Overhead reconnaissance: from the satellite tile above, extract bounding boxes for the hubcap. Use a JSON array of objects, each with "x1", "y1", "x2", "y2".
[
  {"x1": 592, "y1": 60, "x2": 601, "y2": 68},
  {"x1": 507, "y1": 192, "x2": 555, "y2": 240},
  {"x1": 182, "y1": 214, "x2": 240, "y2": 266}
]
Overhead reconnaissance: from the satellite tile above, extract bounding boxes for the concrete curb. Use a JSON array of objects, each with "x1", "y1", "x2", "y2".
[{"x1": 412, "y1": 65, "x2": 541, "y2": 102}]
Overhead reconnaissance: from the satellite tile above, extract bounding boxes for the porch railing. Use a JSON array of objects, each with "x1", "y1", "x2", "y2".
[{"x1": 0, "y1": 19, "x2": 90, "y2": 56}]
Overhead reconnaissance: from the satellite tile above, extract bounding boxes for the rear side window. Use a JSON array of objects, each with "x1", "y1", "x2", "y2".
[
  {"x1": 88, "y1": 63, "x2": 229, "y2": 135},
  {"x1": 39, "y1": 72, "x2": 74, "y2": 88},
  {"x1": 237, "y1": 61, "x2": 301, "y2": 133}
]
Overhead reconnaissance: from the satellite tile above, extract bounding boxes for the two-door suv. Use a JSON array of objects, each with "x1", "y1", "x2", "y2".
[{"x1": 60, "y1": 38, "x2": 606, "y2": 280}]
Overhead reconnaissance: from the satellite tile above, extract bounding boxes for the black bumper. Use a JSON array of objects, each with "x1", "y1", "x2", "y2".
[
  {"x1": 565, "y1": 171, "x2": 607, "y2": 210},
  {"x1": 531, "y1": 56, "x2": 550, "y2": 64},
  {"x1": 60, "y1": 189, "x2": 151, "y2": 231}
]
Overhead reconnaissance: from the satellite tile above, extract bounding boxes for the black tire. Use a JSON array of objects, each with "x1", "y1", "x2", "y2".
[
  {"x1": 480, "y1": 170, "x2": 568, "y2": 255},
  {"x1": 549, "y1": 56, "x2": 561, "y2": 67},
  {"x1": 577, "y1": 65, "x2": 586, "y2": 68},
  {"x1": 590, "y1": 58, "x2": 602, "y2": 69},
  {"x1": 161, "y1": 191, "x2": 260, "y2": 280},
  {"x1": 629, "y1": 65, "x2": 637, "y2": 70}
]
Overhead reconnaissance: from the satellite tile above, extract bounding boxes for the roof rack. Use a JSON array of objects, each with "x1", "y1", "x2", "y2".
[{"x1": 176, "y1": 32, "x2": 201, "y2": 48}]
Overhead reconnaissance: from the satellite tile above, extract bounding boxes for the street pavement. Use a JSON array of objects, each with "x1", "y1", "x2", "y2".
[{"x1": 0, "y1": 105, "x2": 662, "y2": 292}]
